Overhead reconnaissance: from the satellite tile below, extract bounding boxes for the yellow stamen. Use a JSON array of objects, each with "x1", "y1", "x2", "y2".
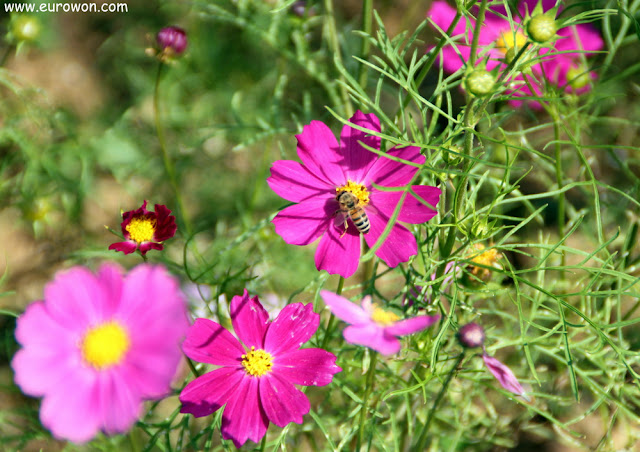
[
  {"x1": 468, "y1": 244, "x2": 501, "y2": 278},
  {"x1": 495, "y1": 30, "x2": 527, "y2": 55},
  {"x1": 126, "y1": 215, "x2": 157, "y2": 244},
  {"x1": 371, "y1": 305, "x2": 399, "y2": 326},
  {"x1": 336, "y1": 180, "x2": 370, "y2": 207},
  {"x1": 242, "y1": 346, "x2": 274, "y2": 377},
  {"x1": 81, "y1": 321, "x2": 130, "y2": 370}
]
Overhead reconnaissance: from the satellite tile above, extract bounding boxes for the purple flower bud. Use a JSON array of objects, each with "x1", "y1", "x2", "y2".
[
  {"x1": 157, "y1": 26, "x2": 188, "y2": 55},
  {"x1": 457, "y1": 323, "x2": 485, "y2": 348},
  {"x1": 482, "y1": 353, "x2": 527, "y2": 398}
]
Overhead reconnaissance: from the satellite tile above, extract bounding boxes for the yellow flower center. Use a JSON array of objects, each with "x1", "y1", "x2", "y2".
[
  {"x1": 126, "y1": 215, "x2": 157, "y2": 244},
  {"x1": 468, "y1": 244, "x2": 501, "y2": 277},
  {"x1": 495, "y1": 30, "x2": 527, "y2": 55},
  {"x1": 336, "y1": 180, "x2": 370, "y2": 207},
  {"x1": 81, "y1": 321, "x2": 130, "y2": 370},
  {"x1": 242, "y1": 346, "x2": 274, "y2": 377},
  {"x1": 371, "y1": 305, "x2": 399, "y2": 326}
]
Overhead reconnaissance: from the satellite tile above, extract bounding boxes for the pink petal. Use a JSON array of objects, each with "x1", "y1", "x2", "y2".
[
  {"x1": 181, "y1": 318, "x2": 244, "y2": 366},
  {"x1": 267, "y1": 159, "x2": 334, "y2": 203},
  {"x1": 260, "y1": 373, "x2": 310, "y2": 427},
  {"x1": 139, "y1": 242, "x2": 163, "y2": 255},
  {"x1": 385, "y1": 315, "x2": 440, "y2": 336},
  {"x1": 370, "y1": 185, "x2": 440, "y2": 224},
  {"x1": 96, "y1": 264, "x2": 124, "y2": 317},
  {"x1": 274, "y1": 348, "x2": 341, "y2": 386},
  {"x1": 482, "y1": 354, "x2": 526, "y2": 396},
  {"x1": 428, "y1": 1, "x2": 469, "y2": 40},
  {"x1": 556, "y1": 23, "x2": 604, "y2": 53},
  {"x1": 98, "y1": 370, "x2": 143, "y2": 435},
  {"x1": 264, "y1": 303, "x2": 319, "y2": 355},
  {"x1": 343, "y1": 324, "x2": 401, "y2": 355},
  {"x1": 340, "y1": 111, "x2": 381, "y2": 182},
  {"x1": 320, "y1": 290, "x2": 370, "y2": 325},
  {"x1": 296, "y1": 120, "x2": 346, "y2": 187},
  {"x1": 180, "y1": 367, "x2": 244, "y2": 417},
  {"x1": 364, "y1": 211, "x2": 418, "y2": 268},
  {"x1": 314, "y1": 221, "x2": 361, "y2": 278},
  {"x1": 220, "y1": 375, "x2": 269, "y2": 448},
  {"x1": 108, "y1": 241, "x2": 138, "y2": 255},
  {"x1": 364, "y1": 145, "x2": 424, "y2": 186},
  {"x1": 230, "y1": 290, "x2": 270, "y2": 348},
  {"x1": 271, "y1": 197, "x2": 334, "y2": 246}
]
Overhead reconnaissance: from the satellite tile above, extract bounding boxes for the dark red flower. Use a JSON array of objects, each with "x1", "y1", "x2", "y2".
[
  {"x1": 109, "y1": 201, "x2": 177, "y2": 256},
  {"x1": 156, "y1": 26, "x2": 188, "y2": 56}
]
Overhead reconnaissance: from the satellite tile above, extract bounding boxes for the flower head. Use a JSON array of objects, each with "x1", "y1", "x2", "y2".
[
  {"x1": 267, "y1": 111, "x2": 441, "y2": 278},
  {"x1": 466, "y1": 243, "x2": 501, "y2": 282},
  {"x1": 179, "y1": 290, "x2": 341, "y2": 448},
  {"x1": 457, "y1": 322, "x2": 486, "y2": 348},
  {"x1": 11, "y1": 264, "x2": 190, "y2": 443},
  {"x1": 109, "y1": 200, "x2": 177, "y2": 256},
  {"x1": 482, "y1": 353, "x2": 527, "y2": 398},
  {"x1": 157, "y1": 26, "x2": 188, "y2": 56},
  {"x1": 321, "y1": 290, "x2": 439, "y2": 355}
]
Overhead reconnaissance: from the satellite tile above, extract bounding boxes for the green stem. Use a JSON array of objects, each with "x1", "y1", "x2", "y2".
[
  {"x1": 323, "y1": 0, "x2": 353, "y2": 117},
  {"x1": 468, "y1": 0, "x2": 488, "y2": 68},
  {"x1": 321, "y1": 276, "x2": 345, "y2": 349},
  {"x1": 357, "y1": 0, "x2": 373, "y2": 90},
  {"x1": 414, "y1": 352, "x2": 465, "y2": 450},
  {"x1": 153, "y1": 62, "x2": 193, "y2": 237},
  {"x1": 0, "y1": 44, "x2": 15, "y2": 67},
  {"x1": 186, "y1": 355, "x2": 200, "y2": 378},
  {"x1": 357, "y1": 351, "x2": 378, "y2": 450},
  {"x1": 553, "y1": 118, "x2": 566, "y2": 269}
]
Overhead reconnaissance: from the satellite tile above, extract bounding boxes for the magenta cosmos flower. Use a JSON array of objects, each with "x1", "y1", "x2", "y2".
[
  {"x1": 109, "y1": 200, "x2": 177, "y2": 256},
  {"x1": 428, "y1": 0, "x2": 603, "y2": 100},
  {"x1": 321, "y1": 290, "x2": 439, "y2": 355},
  {"x1": 11, "y1": 263, "x2": 190, "y2": 443},
  {"x1": 179, "y1": 289, "x2": 341, "y2": 448},
  {"x1": 267, "y1": 111, "x2": 441, "y2": 278}
]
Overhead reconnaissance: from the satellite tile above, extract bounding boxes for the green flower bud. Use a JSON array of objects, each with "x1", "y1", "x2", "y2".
[
  {"x1": 527, "y1": 14, "x2": 557, "y2": 43},
  {"x1": 566, "y1": 65, "x2": 591, "y2": 89},
  {"x1": 442, "y1": 143, "x2": 464, "y2": 166},
  {"x1": 10, "y1": 15, "x2": 41, "y2": 43},
  {"x1": 465, "y1": 70, "x2": 494, "y2": 97}
]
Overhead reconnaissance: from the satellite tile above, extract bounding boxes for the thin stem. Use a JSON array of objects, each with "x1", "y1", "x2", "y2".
[
  {"x1": 357, "y1": 351, "x2": 378, "y2": 450},
  {"x1": 0, "y1": 44, "x2": 15, "y2": 67},
  {"x1": 321, "y1": 276, "x2": 345, "y2": 349},
  {"x1": 153, "y1": 62, "x2": 193, "y2": 237},
  {"x1": 553, "y1": 118, "x2": 566, "y2": 269},
  {"x1": 414, "y1": 352, "x2": 465, "y2": 450},
  {"x1": 323, "y1": 0, "x2": 353, "y2": 117},
  {"x1": 468, "y1": 0, "x2": 488, "y2": 68},
  {"x1": 358, "y1": 0, "x2": 373, "y2": 90},
  {"x1": 186, "y1": 355, "x2": 200, "y2": 378}
]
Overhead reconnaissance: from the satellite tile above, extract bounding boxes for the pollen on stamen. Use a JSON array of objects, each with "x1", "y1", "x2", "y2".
[
  {"x1": 81, "y1": 321, "x2": 131, "y2": 370},
  {"x1": 335, "y1": 180, "x2": 370, "y2": 206},
  {"x1": 241, "y1": 346, "x2": 274, "y2": 377},
  {"x1": 126, "y1": 215, "x2": 157, "y2": 244},
  {"x1": 371, "y1": 305, "x2": 399, "y2": 326}
]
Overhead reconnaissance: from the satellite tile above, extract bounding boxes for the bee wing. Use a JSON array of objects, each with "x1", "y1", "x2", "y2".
[{"x1": 333, "y1": 209, "x2": 350, "y2": 229}]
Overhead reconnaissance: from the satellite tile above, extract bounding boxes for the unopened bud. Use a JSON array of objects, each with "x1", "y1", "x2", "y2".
[
  {"x1": 458, "y1": 323, "x2": 486, "y2": 348},
  {"x1": 465, "y1": 70, "x2": 494, "y2": 97},
  {"x1": 566, "y1": 64, "x2": 592, "y2": 90},
  {"x1": 527, "y1": 14, "x2": 557, "y2": 43},
  {"x1": 157, "y1": 26, "x2": 188, "y2": 56},
  {"x1": 10, "y1": 15, "x2": 41, "y2": 43},
  {"x1": 442, "y1": 143, "x2": 464, "y2": 166}
]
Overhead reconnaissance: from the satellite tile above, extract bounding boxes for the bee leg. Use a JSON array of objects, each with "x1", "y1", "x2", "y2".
[{"x1": 340, "y1": 218, "x2": 348, "y2": 238}]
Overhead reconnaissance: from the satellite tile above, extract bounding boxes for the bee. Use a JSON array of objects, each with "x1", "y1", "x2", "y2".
[{"x1": 336, "y1": 191, "x2": 370, "y2": 236}]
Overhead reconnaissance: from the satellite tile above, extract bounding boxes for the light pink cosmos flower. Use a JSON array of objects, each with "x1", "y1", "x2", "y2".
[
  {"x1": 179, "y1": 289, "x2": 341, "y2": 448},
  {"x1": 267, "y1": 111, "x2": 441, "y2": 278},
  {"x1": 482, "y1": 353, "x2": 527, "y2": 397},
  {"x1": 428, "y1": 0, "x2": 603, "y2": 102},
  {"x1": 11, "y1": 264, "x2": 190, "y2": 443},
  {"x1": 321, "y1": 290, "x2": 439, "y2": 355}
]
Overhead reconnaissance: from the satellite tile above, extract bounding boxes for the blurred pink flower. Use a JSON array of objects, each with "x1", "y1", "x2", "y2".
[
  {"x1": 109, "y1": 200, "x2": 177, "y2": 256},
  {"x1": 427, "y1": 0, "x2": 603, "y2": 102},
  {"x1": 482, "y1": 353, "x2": 527, "y2": 398},
  {"x1": 321, "y1": 290, "x2": 439, "y2": 355},
  {"x1": 267, "y1": 111, "x2": 441, "y2": 278},
  {"x1": 179, "y1": 289, "x2": 341, "y2": 448},
  {"x1": 11, "y1": 264, "x2": 190, "y2": 443}
]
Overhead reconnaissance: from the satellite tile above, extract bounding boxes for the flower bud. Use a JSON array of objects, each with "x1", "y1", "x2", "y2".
[
  {"x1": 527, "y1": 13, "x2": 557, "y2": 43},
  {"x1": 566, "y1": 64, "x2": 592, "y2": 90},
  {"x1": 465, "y1": 70, "x2": 494, "y2": 97},
  {"x1": 442, "y1": 143, "x2": 464, "y2": 166},
  {"x1": 457, "y1": 323, "x2": 485, "y2": 348},
  {"x1": 157, "y1": 26, "x2": 188, "y2": 56},
  {"x1": 10, "y1": 15, "x2": 41, "y2": 43}
]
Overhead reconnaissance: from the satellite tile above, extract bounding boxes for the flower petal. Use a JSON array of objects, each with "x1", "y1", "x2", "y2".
[
  {"x1": 108, "y1": 241, "x2": 138, "y2": 255},
  {"x1": 267, "y1": 159, "x2": 334, "y2": 203},
  {"x1": 482, "y1": 353, "x2": 526, "y2": 396},
  {"x1": 370, "y1": 185, "x2": 440, "y2": 224},
  {"x1": 343, "y1": 324, "x2": 401, "y2": 355},
  {"x1": 264, "y1": 303, "x2": 319, "y2": 355},
  {"x1": 153, "y1": 203, "x2": 177, "y2": 242},
  {"x1": 340, "y1": 110, "x2": 381, "y2": 181},
  {"x1": 365, "y1": 211, "x2": 418, "y2": 268},
  {"x1": 314, "y1": 221, "x2": 361, "y2": 278},
  {"x1": 220, "y1": 375, "x2": 269, "y2": 448},
  {"x1": 99, "y1": 370, "x2": 143, "y2": 435},
  {"x1": 271, "y1": 196, "x2": 335, "y2": 246},
  {"x1": 385, "y1": 315, "x2": 440, "y2": 336},
  {"x1": 296, "y1": 120, "x2": 345, "y2": 186},
  {"x1": 274, "y1": 348, "x2": 341, "y2": 386},
  {"x1": 180, "y1": 367, "x2": 244, "y2": 417},
  {"x1": 364, "y1": 145, "x2": 424, "y2": 186},
  {"x1": 260, "y1": 373, "x2": 310, "y2": 427},
  {"x1": 230, "y1": 289, "x2": 270, "y2": 348},
  {"x1": 181, "y1": 318, "x2": 244, "y2": 366},
  {"x1": 320, "y1": 290, "x2": 371, "y2": 325}
]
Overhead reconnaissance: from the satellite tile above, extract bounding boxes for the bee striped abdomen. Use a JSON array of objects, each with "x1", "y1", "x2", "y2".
[{"x1": 349, "y1": 208, "x2": 370, "y2": 234}]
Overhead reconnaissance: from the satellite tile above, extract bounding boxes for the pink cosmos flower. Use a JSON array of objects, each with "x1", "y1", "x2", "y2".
[
  {"x1": 267, "y1": 111, "x2": 441, "y2": 278},
  {"x1": 428, "y1": 0, "x2": 603, "y2": 101},
  {"x1": 179, "y1": 289, "x2": 341, "y2": 448},
  {"x1": 109, "y1": 200, "x2": 177, "y2": 256},
  {"x1": 11, "y1": 263, "x2": 190, "y2": 443},
  {"x1": 482, "y1": 353, "x2": 527, "y2": 397},
  {"x1": 320, "y1": 290, "x2": 440, "y2": 355}
]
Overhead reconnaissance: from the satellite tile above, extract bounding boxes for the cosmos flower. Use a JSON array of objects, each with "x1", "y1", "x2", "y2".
[
  {"x1": 157, "y1": 26, "x2": 188, "y2": 56},
  {"x1": 267, "y1": 111, "x2": 441, "y2": 278},
  {"x1": 109, "y1": 200, "x2": 177, "y2": 256},
  {"x1": 11, "y1": 264, "x2": 190, "y2": 443},
  {"x1": 179, "y1": 290, "x2": 341, "y2": 448},
  {"x1": 320, "y1": 290, "x2": 439, "y2": 355},
  {"x1": 427, "y1": 0, "x2": 603, "y2": 101}
]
